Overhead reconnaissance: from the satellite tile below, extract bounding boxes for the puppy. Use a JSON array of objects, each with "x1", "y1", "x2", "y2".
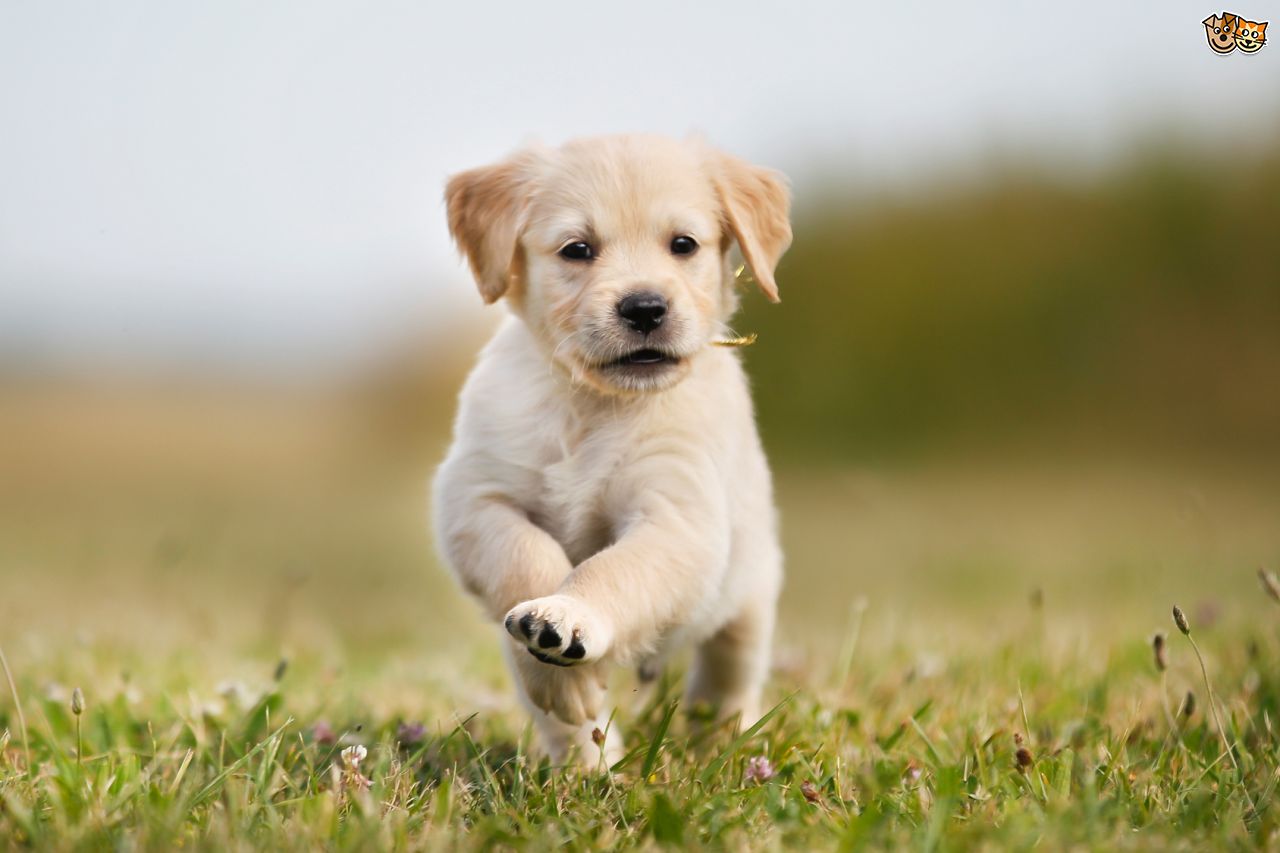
[{"x1": 432, "y1": 134, "x2": 791, "y2": 767}]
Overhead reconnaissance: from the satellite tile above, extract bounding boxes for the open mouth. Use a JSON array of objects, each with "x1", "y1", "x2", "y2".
[{"x1": 604, "y1": 348, "x2": 679, "y2": 369}]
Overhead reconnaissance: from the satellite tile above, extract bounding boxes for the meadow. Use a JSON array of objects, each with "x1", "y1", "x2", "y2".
[
  {"x1": 1, "y1": 382, "x2": 1278, "y2": 850},
  {"x1": 3, "y1": 146, "x2": 1279, "y2": 848}
]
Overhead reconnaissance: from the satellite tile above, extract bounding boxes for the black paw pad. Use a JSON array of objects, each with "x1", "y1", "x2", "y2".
[
  {"x1": 528, "y1": 648, "x2": 570, "y2": 667},
  {"x1": 563, "y1": 635, "x2": 586, "y2": 660},
  {"x1": 536, "y1": 624, "x2": 561, "y2": 649},
  {"x1": 518, "y1": 613, "x2": 536, "y2": 639}
]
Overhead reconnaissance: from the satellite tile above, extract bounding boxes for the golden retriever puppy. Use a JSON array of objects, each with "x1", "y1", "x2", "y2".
[{"x1": 433, "y1": 134, "x2": 791, "y2": 767}]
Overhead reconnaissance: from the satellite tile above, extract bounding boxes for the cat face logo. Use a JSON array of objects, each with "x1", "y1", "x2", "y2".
[
  {"x1": 1235, "y1": 17, "x2": 1268, "y2": 51},
  {"x1": 1203, "y1": 12, "x2": 1238, "y2": 52}
]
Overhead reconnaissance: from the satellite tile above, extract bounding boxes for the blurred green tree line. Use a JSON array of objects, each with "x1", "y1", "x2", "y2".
[{"x1": 740, "y1": 145, "x2": 1280, "y2": 462}]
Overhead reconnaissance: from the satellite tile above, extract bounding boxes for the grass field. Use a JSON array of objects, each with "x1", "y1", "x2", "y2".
[{"x1": 2, "y1": 386, "x2": 1279, "y2": 849}]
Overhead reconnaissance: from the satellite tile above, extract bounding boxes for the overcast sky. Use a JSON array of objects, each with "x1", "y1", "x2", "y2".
[{"x1": 1, "y1": 0, "x2": 1275, "y2": 377}]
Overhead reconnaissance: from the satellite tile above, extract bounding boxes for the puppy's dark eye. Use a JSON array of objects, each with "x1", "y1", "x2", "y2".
[
  {"x1": 559, "y1": 241, "x2": 594, "y2": 261},
  {"x1": 670, "y1": 235, "x2": 698, "y2": 256}
]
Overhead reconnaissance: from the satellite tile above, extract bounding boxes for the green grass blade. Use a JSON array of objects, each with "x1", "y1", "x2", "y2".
[
  {"x1": 698, "y1": 693, "x2": 794, "y2": 785},
  {"x1": 638, "y1": 699, "x2": 679, "y2": 780}
]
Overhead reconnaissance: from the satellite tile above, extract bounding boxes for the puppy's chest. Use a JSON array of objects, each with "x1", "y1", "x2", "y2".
[{"x1": 529, "y1": 429, "x2": 623, "y2": 563}]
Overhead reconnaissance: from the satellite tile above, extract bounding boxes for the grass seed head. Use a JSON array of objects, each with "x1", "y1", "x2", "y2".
[
  {"x1": 800, "y1": 780, "x2": 822, "y2": 804},
  {"x1": 1015, "y1": 747, "x2": 1034, "y2": 771},
  {"x1": 591, "y1": 727, "x2": 605, "y2": 747},
  {"x1": 1172, "y1": 605, "x2": 1190, "y2": 635},
  {"x1": 71, "y1": 687, "x2": 84, "y2": 716},
  {"x1": 1181, "y1": 690, "x2": 1196, "y2": 719},
  {"x1": 1152, "y1": 633, "x2": 1167, "y2": 671}
]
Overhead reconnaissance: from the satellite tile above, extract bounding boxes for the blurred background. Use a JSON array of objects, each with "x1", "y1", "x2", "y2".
[{"x1": 2, "y1": 1, "x2": 1278, "y2": 678}]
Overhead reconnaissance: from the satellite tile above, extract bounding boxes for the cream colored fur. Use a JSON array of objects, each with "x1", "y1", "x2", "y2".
[{"x1": 432, "y1": 134, "x2": 791, "y2": 767}]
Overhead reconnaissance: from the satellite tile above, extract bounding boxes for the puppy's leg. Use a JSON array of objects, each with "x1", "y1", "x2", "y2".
[
  {"x1": 503, "y1": 641, "x2": 623, "y2": 769},
  {"x1": 435, "y1": 485, "x2": 620, "y2": 739},
  {"x1": 435, "y1": 493, "x2": 575, "y2": 620},
  {"x1": 686, "y1": 596, "x2": 776, "y2": 728},
  {"x1": 505, "y1": 459, "x2": 730, "y2": 666},
  {"x1": 436, "y1": 488, "x2": 626, "y2": 757}
]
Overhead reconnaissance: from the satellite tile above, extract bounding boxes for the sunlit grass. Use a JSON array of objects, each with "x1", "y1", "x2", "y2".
[
  {"x1": 1, "y1": 601, "x2": 1277, "y2": 848},
  {"x1": 2, "y1": 386, "x2": 1278, "y2": 847}
]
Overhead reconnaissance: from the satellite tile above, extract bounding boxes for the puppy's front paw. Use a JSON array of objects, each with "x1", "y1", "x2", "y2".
[{"x1": 504, "y1": 594, "x2": 612, "y2": 666}]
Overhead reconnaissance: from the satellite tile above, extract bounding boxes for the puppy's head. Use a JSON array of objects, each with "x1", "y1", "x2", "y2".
[{"x1": 445, "y1": 135, "x2": 791, "y2": 394}]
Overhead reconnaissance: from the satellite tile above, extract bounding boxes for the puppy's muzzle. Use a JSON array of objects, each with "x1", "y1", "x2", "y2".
[{"x1": 617, "y1": 291, "x2": 668, "y2": 335}]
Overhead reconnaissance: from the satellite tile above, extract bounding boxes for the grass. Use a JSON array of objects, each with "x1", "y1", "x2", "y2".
[
  {"x1": 1, "y1": 603, "x2": 1278, "y2": 849},
  {"x1": 2, "y1": 387, "x2": 1279, "y2": 848}
]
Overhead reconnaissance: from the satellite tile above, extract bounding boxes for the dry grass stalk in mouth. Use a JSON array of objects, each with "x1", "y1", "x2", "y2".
[{"x1": 710, "y1": 332, "x2": 759, "y2": 348}]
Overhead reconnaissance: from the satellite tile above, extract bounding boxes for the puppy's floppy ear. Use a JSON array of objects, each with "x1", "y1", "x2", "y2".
[
  {"x1": 712, "y1": 150, "x2": 793, "y2": 303},
  {"x1": 445, "y1": 149, "x2": 540, "y2": 304}
]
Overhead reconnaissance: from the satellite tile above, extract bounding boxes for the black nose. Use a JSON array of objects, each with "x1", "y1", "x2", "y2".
[{"x1": 617, "y1": 292, "x2": 667, "y2": 334}]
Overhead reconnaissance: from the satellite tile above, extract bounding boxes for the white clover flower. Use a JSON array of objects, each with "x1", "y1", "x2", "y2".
[
  {"x1": 340, "y1": 744, "x2": 368, "y2": 770},
  {"x1": 337, "y1": 744, "x2": 372, "y2": 792}
]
